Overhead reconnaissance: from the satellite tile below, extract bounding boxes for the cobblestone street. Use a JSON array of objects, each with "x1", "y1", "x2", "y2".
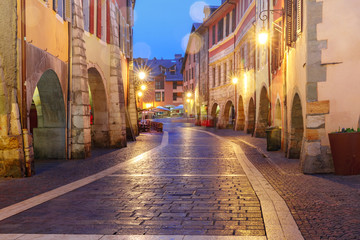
[{"x1": 0, "y1": 120, "x2": 359, "y2": 239}]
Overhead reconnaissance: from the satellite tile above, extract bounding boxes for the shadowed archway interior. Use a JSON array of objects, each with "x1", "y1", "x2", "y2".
[
  {"x1": 236, "y1": 96, "x2": 245, "y2": 131},
  {"x1": 247, "y1": 98, "x2": 255, "y2": 134},
  {"x1": 223, "y1": 100, "x2": 235, "y2": 129},
  {"x1": 88, "y1": 67, "x2": 109, "y2": 148},
  {"x1": 210, "y1": 103, "x2": 220, "y2": 128},
  {"x1": 255, "y1": 87, "x2": 270, "y2": 138},
  {"x1": 288, "y1": 94, "x2": 304, "y2": 159},
  {"x1": 31, "y1": 70, "x2": 66, "y2": 159}
]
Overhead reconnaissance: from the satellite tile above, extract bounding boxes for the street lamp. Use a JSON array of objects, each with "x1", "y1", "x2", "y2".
[
  {"x1": 187, "y1": 92, "x2": 192, "y2": 98},
  {"x1": 137, "y1": 91, "x2": 143, "y2": 97},
  {"x1": 140, "y1": 84, "x2": 146, "y2": 91},
  {"x1": 258, "y1": 8, "x2": 284, "y2": 126},
  {"x1": 138, "y1": 71, "x2": 146, "y2": 80}
]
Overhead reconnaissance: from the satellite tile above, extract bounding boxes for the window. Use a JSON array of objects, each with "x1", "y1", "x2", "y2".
[
  {"x1": 162, "y1": 92, "x2": 165, "y2": 101},
  {"x1": 218, "y1": 65, "x2": 221, "y2": 86},
  {"x1": 212, "y1": 25, "x2": 216, "y2": 45},
  {"x1": 173, "y1": 93, "x2": 177, "y2": 101},
  {"x1": 271, "y1": 22, "x2": 283, "y2": 72},
  {"x1": 160, "y1": 66, "x2": 166, "y2": 74},
  {"x1": 83, "y1": 0, "x2": 90, "y2": 31},
  {"x1": 223, "y1": 62, "x2": 227, "y2": 83},
  {"x1": 226, "y1": 13, "x2": 230, "y2": 37},
  {"x1": 173, "y1": 81, "x2": 177, "y2": 89},
  {"x1": 232, "y1": 8, "x2": 236, "y2": 32},
  {"x1": 193, "y1": 54, "x2": 195, "y2": 62},
  {"x1": 213, "y1": 67, "x2": 216, "y2": 87},
  {"x1": 155, "y1": 92, "x2": 161, "y2": 102},
  {"x1": 170, "y1": 65, "x2": 176, "y2": 75},
  {"x1": 217, "y1": 19, "x2": 224, "y2": 42},
  {"x1": 53, "y1": 0, "x2": 64, "y2": 18},
  {"x1": 285, "y1": 0, "x2": 303, "y2": 46},
  {"x1": 155, "y1": 78, "x2": 164, "y2": 89}
]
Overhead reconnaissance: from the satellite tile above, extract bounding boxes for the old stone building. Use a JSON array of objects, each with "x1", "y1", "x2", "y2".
[
  {"x1": 184, "y1": 0, "x2": 360, "y2": 174},
  {"x1": 0, "y1": 0, "x2": 137, "y2": 177}
]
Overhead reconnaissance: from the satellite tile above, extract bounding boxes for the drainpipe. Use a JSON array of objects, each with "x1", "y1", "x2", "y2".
[
  {"x1": 67, "y1": 18, "x2": 73, "y2": 160},
  {"x1": 21, "y1": 0, "x2": 27, "y2": 129},
  {"x1": 267, "y1": 0, "x2": 272, "y2": 127},
  {"x1": 253, "y1": 22, "x2": 256, "y2": 137}
]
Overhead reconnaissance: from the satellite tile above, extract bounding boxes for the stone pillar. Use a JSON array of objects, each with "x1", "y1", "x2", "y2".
[
  {"x1": 71, "y1": 0, "x2": 91, "y2": 158},
  {"x1": 301, "y1": 0, "x2": 333, "y2": 173},
  {"x1": 127, "y1": 61, "x2": 139, "y2": 136},
  {"x1": 0, "y1": 1, "x2": 27, "y2": 177},
  {"x1": 108, "y1": 2, "x2": 127, "y2": 147}
]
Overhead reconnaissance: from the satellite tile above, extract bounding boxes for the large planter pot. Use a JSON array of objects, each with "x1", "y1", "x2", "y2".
[{"x1": 328, "y1": 132, "x2": 360, "y2": 175}]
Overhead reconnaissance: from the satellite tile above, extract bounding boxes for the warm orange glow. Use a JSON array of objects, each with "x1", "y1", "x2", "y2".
[
  {"x1": 138, "y1": 71, "x2": 146, "y2": 80},
  {"x1": 187, "y1": 92, "x2": 192, "y2": 98},
  {"x1": 243, "y1": 73, "x2": 248, "y2": 90},
  {"x1": 145, "y1": 103, "x2": 152, "y2": 108},
  {"x1": 232, "y1": 77, "x2": 238, "y2": 84},
  {"x1": 140, "y1": 84, "x2": 146, "y2": 91},
  {"x1": 186, "y1": 99, "x2": 191, "y2": 103},
  {"x1": 138, "y1": 91, "x2": 143, "y2": 97},
  {"x1": 258, "y1": 31, "x2": 268, "y2": 45}
]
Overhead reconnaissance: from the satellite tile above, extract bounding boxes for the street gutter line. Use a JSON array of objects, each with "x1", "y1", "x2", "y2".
[
  {"x1": 189, "y1": 128, "x2": 304, "y2": 240},
  {"x1": 0, "y1": 132, "x2": 169, "y2": 222},
  {"x1": 109, "y1": 174, "x2": 246, "y2": 177},
  {"x1": 0, "y1": 234, "x2": 267, "y2": 240}
]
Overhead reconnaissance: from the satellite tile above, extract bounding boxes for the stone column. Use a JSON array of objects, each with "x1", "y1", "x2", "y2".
[
  {"x1": 108, "y1": 2, "x2": 127, "y2": 147},
  {"x1": 71, "y1": 0, "x2": 91, "y2": 158},
  {"x1": 0, "y1": 1, "x2": 27, "y2": 177},
  {"x1": 127, "y1": 61, "x2": 139, "y2": 136}
]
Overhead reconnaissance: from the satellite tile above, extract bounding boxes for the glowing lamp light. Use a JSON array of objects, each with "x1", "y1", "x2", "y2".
[
  {"x1": 187, "y1": 92, "x2": 192, "y2": 98},
  {"x1": 186, "y1": 99, "x2": 191, "y2": 103},
  {"x1": 137, "y1": 91, "x2": 143, "y2": 97},
  {"x1": 145, "y1": 103, "x2": 152, "y2": 109},
  {"x1": 140, "y1": 85, "x2": 146, "y2": 91},
  {"x1": 232, "y1": 77, "x2": 238, "y2": 84},
  {"x1": 258, "y1": 31, "x2": 268, "y2": 45},
  {"x1": 138, "y1": 71, "x2": 146, "y2": 80}
]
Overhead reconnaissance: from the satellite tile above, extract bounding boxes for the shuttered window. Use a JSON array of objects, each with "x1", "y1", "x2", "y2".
[
  {"x1": 285, "y1": 0, "x2": 303, "y2": 47},
  {"x1": 97, "y1": 0, "x2": 101, "y2": 39},
  {"x1": 212, "y1": 25, "x2": 216, "y2": 45},
  {"x1": 232, "y1": 8, "x2": 236, "y2": 32},
  {"x1": 225, "y1": 13, "x2": 230, "y2": 37},
  {"x1": 64, "y1": 0, "x2": 71, "y2": 22},
  {"x1": 106, "y1": 0, "x2": 110, "y2": 43},
  {"x1": 218, "y1": 19, "x2": 224, "y2": 42},
  {"x1": 89, "y1": 0, "x2": 94, "y2": 34}
]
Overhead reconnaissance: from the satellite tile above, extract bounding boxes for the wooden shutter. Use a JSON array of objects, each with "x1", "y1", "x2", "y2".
[
  {"x1": 89, "y1": 0, "x2": 94, "y2": 34},
  {"x1": 97, "y1": 0, "x2": 102, "y2": 39},
  {"x1": 296, "y1": 0, "x2": 303, "y2": 34},
  {"x1": 106, "y1": 0, "x2": 110, "y2": 43},
  {"x1": 285, "y1": 0, "x2": 293, "y2": 46},
  {"x1": 64, "y1": 0, "x2": 72, "y2": 22}
]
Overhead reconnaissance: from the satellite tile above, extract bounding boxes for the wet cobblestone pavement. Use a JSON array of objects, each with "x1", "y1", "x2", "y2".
[
  {"x1": 0, "y1": 121, "x2": 266, "y2": 237},
  {"x1": 202, "y1": 126, "x2": 360, "y2": 240}
]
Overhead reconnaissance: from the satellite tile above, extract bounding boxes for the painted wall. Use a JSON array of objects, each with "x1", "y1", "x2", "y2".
[
  {"x1": 25, "y1": 0, "x2": 69, "y2": 62},
  {"x1": 317, "y1": 0, "x2": 360, "y2": 144}
]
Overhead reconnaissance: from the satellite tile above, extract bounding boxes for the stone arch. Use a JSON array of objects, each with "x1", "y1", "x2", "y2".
[
  {"x1": 223, "y1": 100, "x2": 235, "y2": 129},
  {"x1": 288, "y1": 93, "x2": 304, "y2": 159},
  {"x1": 274, "y1": 99, "x2": 282, "y2": 127},
  {"x1": 210, "y1": 103, "x2": 220, "y2": 127},
  {"x1": 247, "y1": 97, "x2": 255, "y2": 134},
  {"x1": 255, "y1": 86, "x2": 270, "y2": 137},
  {"x1": 236, "y1": 96, "x2": 245, "y2": 131},
  {"x1": 31, "y1": 70, "x2": 66, "y2": 159},
  {"x1": 88, "y1": 67, "x2": 110, "y2": 148}
]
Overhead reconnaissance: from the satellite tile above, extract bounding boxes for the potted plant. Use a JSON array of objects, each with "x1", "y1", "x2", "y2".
[{"x1": 328, "y1": 128, "x2": 360, "y2": 175}]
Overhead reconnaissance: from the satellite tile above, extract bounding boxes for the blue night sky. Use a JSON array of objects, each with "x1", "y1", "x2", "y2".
[{"x1": 133, "y1": 0, "x2": 221, "y2": 60}]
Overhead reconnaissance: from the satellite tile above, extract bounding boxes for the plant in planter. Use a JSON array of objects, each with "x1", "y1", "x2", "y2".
[{"x1": 328, "y1": 128, "x2": 360, "y2": 175}]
